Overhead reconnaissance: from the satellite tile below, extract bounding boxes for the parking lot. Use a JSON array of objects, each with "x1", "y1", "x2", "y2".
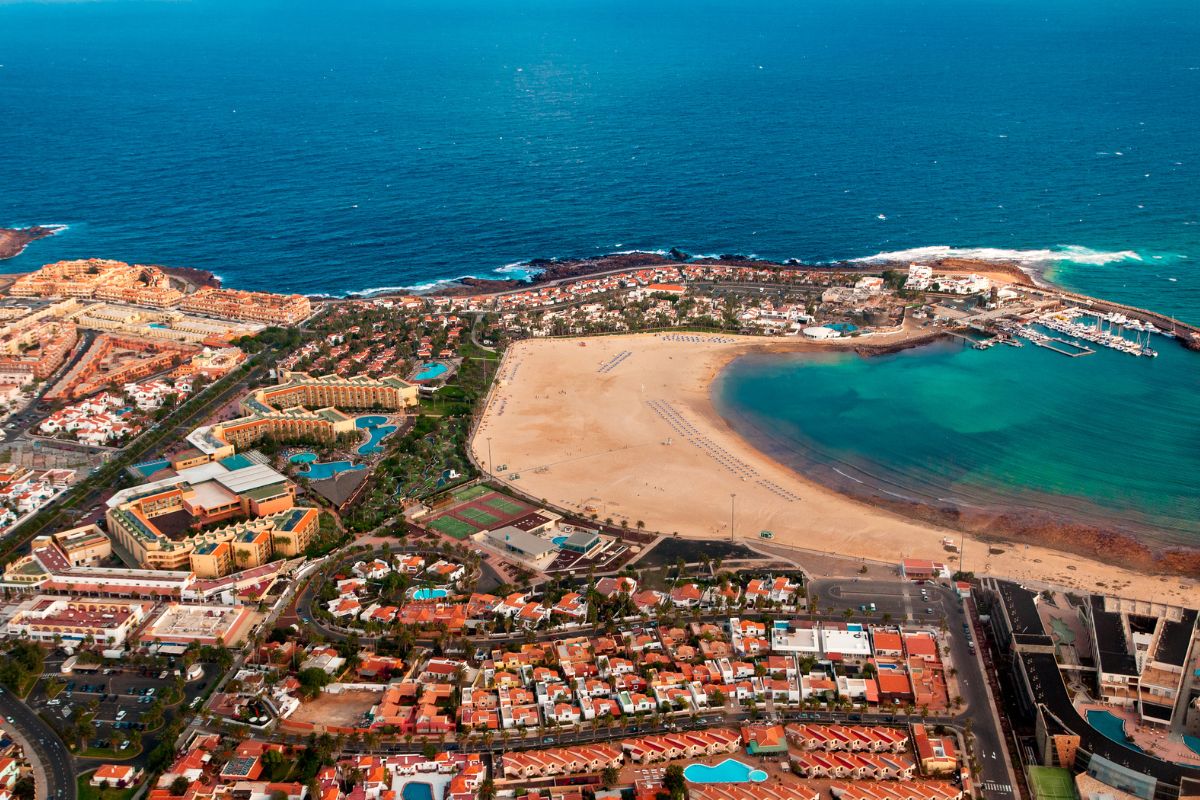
[{"x1": 28, "y1": 660, "x2": 216, "y2": 760}]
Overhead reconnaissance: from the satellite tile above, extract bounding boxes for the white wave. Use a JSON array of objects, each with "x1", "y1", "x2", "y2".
[
  {"x1": 608, "y1": 248, "x2": 671, "y2": 257},
  {"x1": 852, "y1": 245, "x2": 1144, "y2": 267}
]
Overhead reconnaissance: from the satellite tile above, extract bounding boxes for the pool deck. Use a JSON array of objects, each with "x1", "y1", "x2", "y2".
[{"x1": 1077, "y1": 702, "x2": 1200, "y2": 766}]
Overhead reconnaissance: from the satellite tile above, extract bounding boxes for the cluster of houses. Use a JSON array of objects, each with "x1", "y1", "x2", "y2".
[
  {"x1": 147, "y1": 733, "x2": 484, "y2": 800},
  {"x1": 497, "y1": 723, "x2": 964, "y2": 800},
  {"x1": 903, "y1": 265, "x2": 990, "y2": 295},
  {"x1": 284, "y1": 304, "x2": 465, "y2": 380},
  {"x1": 124, "y1": 375, "x2": 194, "y2": 411},
  {"x1": 0, "y1": 465, "x2": 72, "y2": 530},
  {"x1": 37, "y1": 392, "x2": 139, "y2": 445},
  {"x1": 37, "y1": 375, "x2": 194, "y2": 445},
  {"x1": 324, "y1": 554, "x2": 467, "y2": 624}
]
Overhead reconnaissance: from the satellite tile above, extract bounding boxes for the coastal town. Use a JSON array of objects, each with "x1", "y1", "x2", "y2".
[{"x1": 0, "y1": 249, "x2": 1195, "y2": 800}]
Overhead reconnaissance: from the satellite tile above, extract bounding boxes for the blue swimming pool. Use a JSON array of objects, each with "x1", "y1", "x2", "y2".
[
  {"x1": 1086, "y1": 710, "x2": 1145, "y2": 753},
  {"x1": 356, "y1": 416, "x2": 397, "y2": 455},
  {"x1": 829, "y1": 323, "x2": 859, "y2": 332},
  {"x1": 683, "y1": 759, "x2": 768, "y2": 784},
  {"x1": 133, "y1": 458, "x2": 171, "y2": 477},
  {"x1": 413, "y1": 588, "x2": 449, "y2": 601},
  {"x1": 291, "y1": 452, "x2": 362, "y2": 480},
  {"x1": 413, "y1": 362, "x2": 449, "y2": 381},
  {"x1": 400, "y1": 782, "x2": 433, "y2": 800},
  {"x1": 552, "y1": 535, "x2": 568, "y2": 546}
]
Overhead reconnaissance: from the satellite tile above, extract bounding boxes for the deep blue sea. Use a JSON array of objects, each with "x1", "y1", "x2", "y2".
[{"x1": 1, "y1": 0, "x2": 1198, "y2": 317}]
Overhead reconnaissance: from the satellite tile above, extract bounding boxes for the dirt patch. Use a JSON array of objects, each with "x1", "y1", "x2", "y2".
[{"x1": 290, "y1": 689, "x2": 379, "y2": 727}]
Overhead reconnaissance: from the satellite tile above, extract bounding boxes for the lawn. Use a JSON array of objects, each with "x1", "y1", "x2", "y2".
[
  {"x1": 78, "y1": 774, "x2": 137, "y2": 800},
  {"x1": 428, "y1": 516, "x2": 478, "y2": 539}
]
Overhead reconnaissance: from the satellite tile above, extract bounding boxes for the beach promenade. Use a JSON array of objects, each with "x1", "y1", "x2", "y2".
[{"x1": 472, "y1": 331, "x2": 1198, "y2": 606}]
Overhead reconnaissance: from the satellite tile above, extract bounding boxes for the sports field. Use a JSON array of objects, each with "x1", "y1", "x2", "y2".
[
  {"x1": 424, "y1": 487, "x2": 534, "y2": 540},
  {"x1": 1027, "y1": 767, "x2": 1074, "y2": 800}
]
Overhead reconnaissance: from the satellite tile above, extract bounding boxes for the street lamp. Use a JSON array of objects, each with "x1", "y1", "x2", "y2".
[{"x1": 730, "y1": 493, "x2": 736, "y2": 542}]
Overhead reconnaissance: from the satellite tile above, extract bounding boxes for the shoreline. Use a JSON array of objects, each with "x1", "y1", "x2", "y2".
[
  {"x1": 0, "y1": 225, "x2": 64, "y2": 261},
  {"x1": 472, "y1": 331, "x2": 1199, "y2": 605}
]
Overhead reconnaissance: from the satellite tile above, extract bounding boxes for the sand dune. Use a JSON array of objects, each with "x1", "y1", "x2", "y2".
[{"x1": 472, "y1": 332, "x2": 1198, "y2": 606}]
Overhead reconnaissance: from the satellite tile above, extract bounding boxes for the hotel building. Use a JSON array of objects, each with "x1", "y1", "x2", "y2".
[
  {"x1": 178, "y1": 287, "x2": 313, "y2": 325},
  {"x1": 104, "y1": 460, "x2": 319, "y2": 576},
  {"x1": 183, "y1": 371, "x2": 417, "y2": 463}
]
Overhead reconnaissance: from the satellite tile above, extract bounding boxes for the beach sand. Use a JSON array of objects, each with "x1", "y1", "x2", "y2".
[{"x1": 472, "y1": 330, "x2": 1198, "y2": 606}]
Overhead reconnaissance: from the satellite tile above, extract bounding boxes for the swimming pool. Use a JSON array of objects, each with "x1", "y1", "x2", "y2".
[
  {"x1": 1086, "y1": 710, "x2": 1145, "y2": 753},
  {"x1": 291, "y1": 453, "x2": 362, "y2": 480},
  {"x1": 829, "y1": 323, "x2": 858, "y2": 332},
  {"x1": 1185, "y1": 734, "x2": 1200, "y2": 757},
  {"x1": 412, "y1": 588, "x2": 448, "y2": 601},
  {"x1": 133, "y1": 458, "x2": 171, "y2": 477},
  {"x1": 356, "y1": 416, "x2": 397, "y2": 455},
  {"x1": 400, "y1": 782, "x2": 433, "y2": 800},
  {"x1": 683, "y1": 759, "x2": 768, "y2": 784},
  {"x1": 552, "y1": 535, "x2": 568, "y2": 546},
  {"x1": 413, "y1": 362, "x2": 449, "y2": 381}
]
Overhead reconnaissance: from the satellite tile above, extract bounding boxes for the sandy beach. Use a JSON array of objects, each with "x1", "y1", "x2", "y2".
[{"x1": 471, "y1": 330, "x2": 1199, "y2": 606}]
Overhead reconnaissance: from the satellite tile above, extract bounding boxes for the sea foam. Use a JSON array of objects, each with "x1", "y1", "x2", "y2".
[{"x1": 852, "y1": 245, "x2": 1144, "y2": 267}]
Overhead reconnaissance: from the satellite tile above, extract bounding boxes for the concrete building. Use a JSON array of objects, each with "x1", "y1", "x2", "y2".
[
  {"x1": 104, "y1": 460, "x2": 318, "y2": 576},
  {"x1": 5, "y1": 595, "x2": 153, "y2": 647}
]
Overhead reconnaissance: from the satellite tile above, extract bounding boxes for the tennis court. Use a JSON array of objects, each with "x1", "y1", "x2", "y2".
[
  {"x1": 484, "y1": 495, "x2": 527, "y2": 515},
  {"x1": 1027, "y1": 767, "x2": 1075, "y2": 800},
  {"x1": 460, "y1": 507, "x2": 501, "y2": 526},
  {"x1": 453, "y1": 484, "x2": 492, "y2": 502},
  {"x1": 428, "y1": 516, "x2": 479, "y2": 539}
]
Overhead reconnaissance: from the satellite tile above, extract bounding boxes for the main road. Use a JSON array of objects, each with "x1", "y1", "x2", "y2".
[{"x1": 0, "y1": 688, "x2": 76, "y2": 800}]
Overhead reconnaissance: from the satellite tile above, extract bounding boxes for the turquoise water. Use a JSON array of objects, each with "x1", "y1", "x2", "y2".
[
  {"x1": 356, "y1": 416, "x2": 397, "y2": 455},
  {"x1": 552, "y1": 536, "x2": 568, "y2": 547},
  {"x1": 1086, "y1": 710, "x2": 1145, "y2": 753},
  {"x1": 684, "y1": 759, "x2": 768, "y2": 784},
  {"x1": 0, "y1": 1, "x2": 1197, "y2": 317},
  {"x1": 413, "y1": 362, "x2": 449, "y2": 381},
  {"x1": 412, "y1": 588, "x2": 448, "y2": 601},
  {"x1": 717, "y1": 336, "x2": 1200, "y2": 549},
  {"x1": 829, "y1": 323, "x2": 858, "y2": 333},
  {"x1": 1185, "y1": 735, "x2": 1200, "y2": 757},
  {"x1": 133, "y1": 459, "x2": 170, "y2": 477},
  {"x1": 290, "y1": 452, "x2": 362, "y2": 479},
  {"x1": 400, "y1": 783, "x2": 433, "y2": 800}
]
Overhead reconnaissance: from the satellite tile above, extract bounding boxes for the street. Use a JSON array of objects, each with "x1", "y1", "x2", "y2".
[{"x1": 0, "y1": 688, "x2": 76, "y2": 800}]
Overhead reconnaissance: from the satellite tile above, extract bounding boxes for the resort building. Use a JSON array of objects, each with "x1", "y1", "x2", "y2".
[
  {"x1": 184, "y1": 371, "x2": 417, "y2": 462},
  {"x1": 5, "y1": 595, "x2": 153, "y2": 647},
  {"x1": 178, "y1": 287, "x2": 313, "y2": 325},
  {"x1": 9, "y1": 259, "x2": 181, "y2": 305},
  {"x1": 104, "y1": 460, "x2": 318, "y2": 576}
]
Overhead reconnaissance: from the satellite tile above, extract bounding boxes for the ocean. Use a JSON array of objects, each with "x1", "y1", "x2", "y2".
[
  {"x1": 4, "y1": 0, "x2": 1198, "y2": 552},
  {"x1": 715, "y1": 338, "x2": 1200, "y2": 553},
  {"x1": 0, "y1": 0, "x2": 1197, "y2": 318}
]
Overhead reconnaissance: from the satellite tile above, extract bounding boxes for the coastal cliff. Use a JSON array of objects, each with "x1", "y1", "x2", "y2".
[{"x1": 0, "y1": 225, "x2": 61, "y2": 260}]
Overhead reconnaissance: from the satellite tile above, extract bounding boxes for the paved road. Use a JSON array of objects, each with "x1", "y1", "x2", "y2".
[{"x1": 0, "y1": 689, "x2": 76, "y2": 800}]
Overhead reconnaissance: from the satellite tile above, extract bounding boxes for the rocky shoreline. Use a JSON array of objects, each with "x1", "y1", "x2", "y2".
[
  {"x1": 419, "y1": 249, "x2": 1039, "y2": 299},
  {"x1": 0, "y1": 225, "x2": 62, "y2": 260},
  {"x1": 870, "y1": 491, "x2": 1200, "y2": 579}
]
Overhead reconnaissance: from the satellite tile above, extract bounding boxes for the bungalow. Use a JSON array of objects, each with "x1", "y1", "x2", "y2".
[{"x1": 91, "y1": 764, "x2": 142, "y2": 788}]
